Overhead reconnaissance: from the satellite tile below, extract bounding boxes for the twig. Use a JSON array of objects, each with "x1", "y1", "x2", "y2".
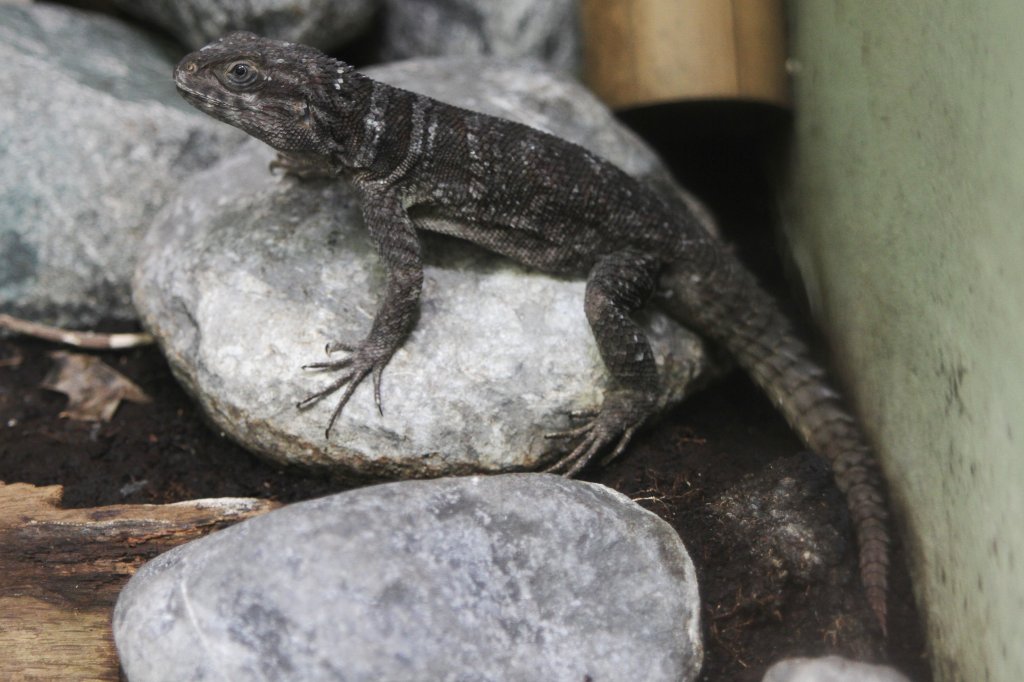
[{"x1": 0, "y1": 314, "x2": 153, "y2": 350}]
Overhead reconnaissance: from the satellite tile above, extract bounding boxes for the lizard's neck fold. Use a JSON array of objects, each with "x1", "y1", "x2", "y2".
[{"x1": 327, "y1": 78, "x2": 425, "y2": 184}]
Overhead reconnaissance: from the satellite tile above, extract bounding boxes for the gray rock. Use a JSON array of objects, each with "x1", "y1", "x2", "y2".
[
  {"x1": 763, "y1": 656, "x2": 912, "y2": 682},
  {"x1": 114, "y1": 474, "x2": 703, "y2": 682},
  {"x1": 380, "y1": 0, "x2": 581, "y2": 74},
  {"x1": 107, "y1": 0, "x2": 378, "y2": 51},
  {"x1": 0, "y1": 4, "x2": 245, "y2": 327},
  {"x1": 133, "y1": 59, "x2": 721, "y2": 476},
  {"x1": 706, "y1": 454, "x2": 883, "y2": 649},
  {"x1": 708, "y1": 454, "x2": 846, "y2": 589}
]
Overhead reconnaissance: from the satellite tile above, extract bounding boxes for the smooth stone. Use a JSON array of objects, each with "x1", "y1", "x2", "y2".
[
  {"x1": 133, "y1": 58, "x2": 721, "y2": 476},
  {"x1": 0, "y1": 4, "x2": 245, "y2": 327},
  {"x1": 379, "y1": 0, "x2": 581, "y2": 74},
  {"x1": 114, "y1": 474, "x2": 703, "y2": 681},
  {"x1": 762, "y1": 655, "x2": 912, "y2": 682},
  {"x1": 108, "y1": 0, "x2": 378, "y2": 52}
]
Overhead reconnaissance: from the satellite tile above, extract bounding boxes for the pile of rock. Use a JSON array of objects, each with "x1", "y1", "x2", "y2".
[{"x1": 0, "y1": 3, "x2": 913, "y2": 679}]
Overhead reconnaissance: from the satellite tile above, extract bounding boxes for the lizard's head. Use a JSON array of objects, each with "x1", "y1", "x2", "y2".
[{"x1": 174, "y1": 31, "x2": 357, "y2": 153}]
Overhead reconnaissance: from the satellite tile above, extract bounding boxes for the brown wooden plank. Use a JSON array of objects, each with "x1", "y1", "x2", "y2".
[{"x1": 0, "y1": 482, "x2": 279, "y2": 681}]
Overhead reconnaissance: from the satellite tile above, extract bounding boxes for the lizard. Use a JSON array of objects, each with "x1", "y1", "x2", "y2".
[{"x1": 173, "y1": 31, "x2": 891, "y2": 634}]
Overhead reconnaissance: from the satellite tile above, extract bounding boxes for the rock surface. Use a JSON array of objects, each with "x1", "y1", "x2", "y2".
[
  {"x1": 762, "y1": 655, "x2": 912, "y2": 682},
  {"x1": 108, "y1": 0, "x2": 378, "y2": 51},
  {"x1": 133, "y1": 59, "x2": 721, "y2": 476},
  {"x1": 708, "y1": 453, "x2": 845, "y2": 589},
  {"x1": 114, "y1": 474, "x2": 703, "y2": 682},
  {"x1": 379, "y1": 0, "x2": 581, "y2": 74},
  {"x1": 0, "y1": 4, "x2": 245, "y2": 327},
  {"x1": 703, "y1": 453, "x2": 881, "y2": 637}
]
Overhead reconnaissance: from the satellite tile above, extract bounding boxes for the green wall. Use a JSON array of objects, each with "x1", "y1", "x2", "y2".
[{"x1": 780, "y1": 3, "x2": 1024, "y2": 680}]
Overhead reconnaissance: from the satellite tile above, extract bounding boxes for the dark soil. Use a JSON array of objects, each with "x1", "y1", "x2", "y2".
[{"x1": 0, "y1": 336, "x2": 929, "y2": 681}]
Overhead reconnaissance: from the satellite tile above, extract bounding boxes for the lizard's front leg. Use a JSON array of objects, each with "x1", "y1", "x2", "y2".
[
  {"x1": 298, "y1": 190, "x2": 423, "y2": 436},
  {"x1": 545, "y1": 249, "x2": 663, "y2": 476}
]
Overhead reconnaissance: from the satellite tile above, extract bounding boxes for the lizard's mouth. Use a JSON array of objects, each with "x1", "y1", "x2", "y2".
[
  {"x1": 174, "y1": 81, "x2": 239, "y2": 112},
  {"x1": 172, "y1": 60, "x2": 243, "y2": 113}
]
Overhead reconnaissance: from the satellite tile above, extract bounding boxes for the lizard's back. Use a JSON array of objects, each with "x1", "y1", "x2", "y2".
[{"x1": 401, "y1": 100, "x2": 695, "y2": 275}]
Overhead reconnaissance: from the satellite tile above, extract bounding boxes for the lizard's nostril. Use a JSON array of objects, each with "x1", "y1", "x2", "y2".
[{"x1": 185, "y1": 61, "x2": 197, "y2": 74}]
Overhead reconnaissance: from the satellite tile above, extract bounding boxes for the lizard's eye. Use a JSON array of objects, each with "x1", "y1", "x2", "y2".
[{"x1": 225, "y1": 61, "x2": 259, "y2": 88}]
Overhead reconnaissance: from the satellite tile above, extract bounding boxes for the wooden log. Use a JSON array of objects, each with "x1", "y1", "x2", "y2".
[{"x1": 0, "y1": 482, "x2": 279, "y2": 681}]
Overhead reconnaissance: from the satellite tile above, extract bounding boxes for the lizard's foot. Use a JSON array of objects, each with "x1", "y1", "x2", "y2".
[
  {"x1": 269, "y1": 152, "x2": 335, "y2": 180},
  {"x1": 542, "y1": 391, "x2": 655, "y2": 477},
  {"x1": 296, "y1": 340, "x2": 390, "y2": 437}
]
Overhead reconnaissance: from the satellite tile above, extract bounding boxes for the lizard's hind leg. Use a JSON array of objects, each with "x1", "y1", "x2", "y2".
[{"x1": 544, "y1": 249, "x2": 663, "y2": 476}]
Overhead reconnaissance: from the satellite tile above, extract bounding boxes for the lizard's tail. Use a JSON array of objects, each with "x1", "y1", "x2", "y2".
[{"x1": 659, "y1": 241, "x2": 890, "y2": 634}]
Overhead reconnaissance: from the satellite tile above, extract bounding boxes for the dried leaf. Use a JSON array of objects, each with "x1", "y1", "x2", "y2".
[{"x1": 41, "y1": 352, "x2": 151, "y2": 422}]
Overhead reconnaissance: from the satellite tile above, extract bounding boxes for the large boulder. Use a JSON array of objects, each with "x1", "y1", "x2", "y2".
[
  {"x1": 108, "y1": 0, "x2": 378, "y2": 52},
  {"x1": 378, "y1": 0, "x2": 581, "y2": 74},
  {"x1": 133, "y1": 59, "x2": 722, "y2": 476},
  {"x1": 114, "y1": 475, "x2": 703, "y2": 681},
  {"x1": 0, "y1": 4, "x2": 245, "y2": 327}
]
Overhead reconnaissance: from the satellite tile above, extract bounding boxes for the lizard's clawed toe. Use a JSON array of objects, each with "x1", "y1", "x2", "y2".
[
  {"x1": 542, "y1": 408, "x2": 643, "y2": 477},
  {"x1": 297, "y1": 338, "x2": 392, "y2": 436},
  {"x1": 302, "y1": 356, "x2": 354, "y2": 371}
]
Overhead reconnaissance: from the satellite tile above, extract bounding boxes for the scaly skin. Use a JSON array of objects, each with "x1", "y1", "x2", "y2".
[{"x1": 174, "y1": 32, "x2": 890, "y2": 632}]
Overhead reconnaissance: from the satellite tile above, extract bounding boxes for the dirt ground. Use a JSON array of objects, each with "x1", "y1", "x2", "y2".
[{"x1": 0, "y1": 335, "x2": 930, "y2": 682}]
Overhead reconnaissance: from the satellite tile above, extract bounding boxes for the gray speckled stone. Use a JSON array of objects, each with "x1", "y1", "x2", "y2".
[
  {"x1": 380, "y1": 0, "x2": 581, "y2": 74},
  {"x1": 762, "y1": 656, "x2": 912, "y2": 682},
  {"x1": 708, "y1": 454, "x2": 846, "y2": 588},
  {"x1": 114, "y1": 474, "x2": 703, "y2": 682},
  {"x1": 109, "y1": 0, "x2": 378, "y2": 51},
  {"x1": 133, "y1": 59, "x2": 721, "y2": 476},
  {"x1": 0, "y1": 4, "x2": 246, "y2": 327}
]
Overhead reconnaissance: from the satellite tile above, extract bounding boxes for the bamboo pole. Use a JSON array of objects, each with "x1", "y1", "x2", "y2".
[{"x1": 580, "y1": 0, "x2": 790, "y2": 109}]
